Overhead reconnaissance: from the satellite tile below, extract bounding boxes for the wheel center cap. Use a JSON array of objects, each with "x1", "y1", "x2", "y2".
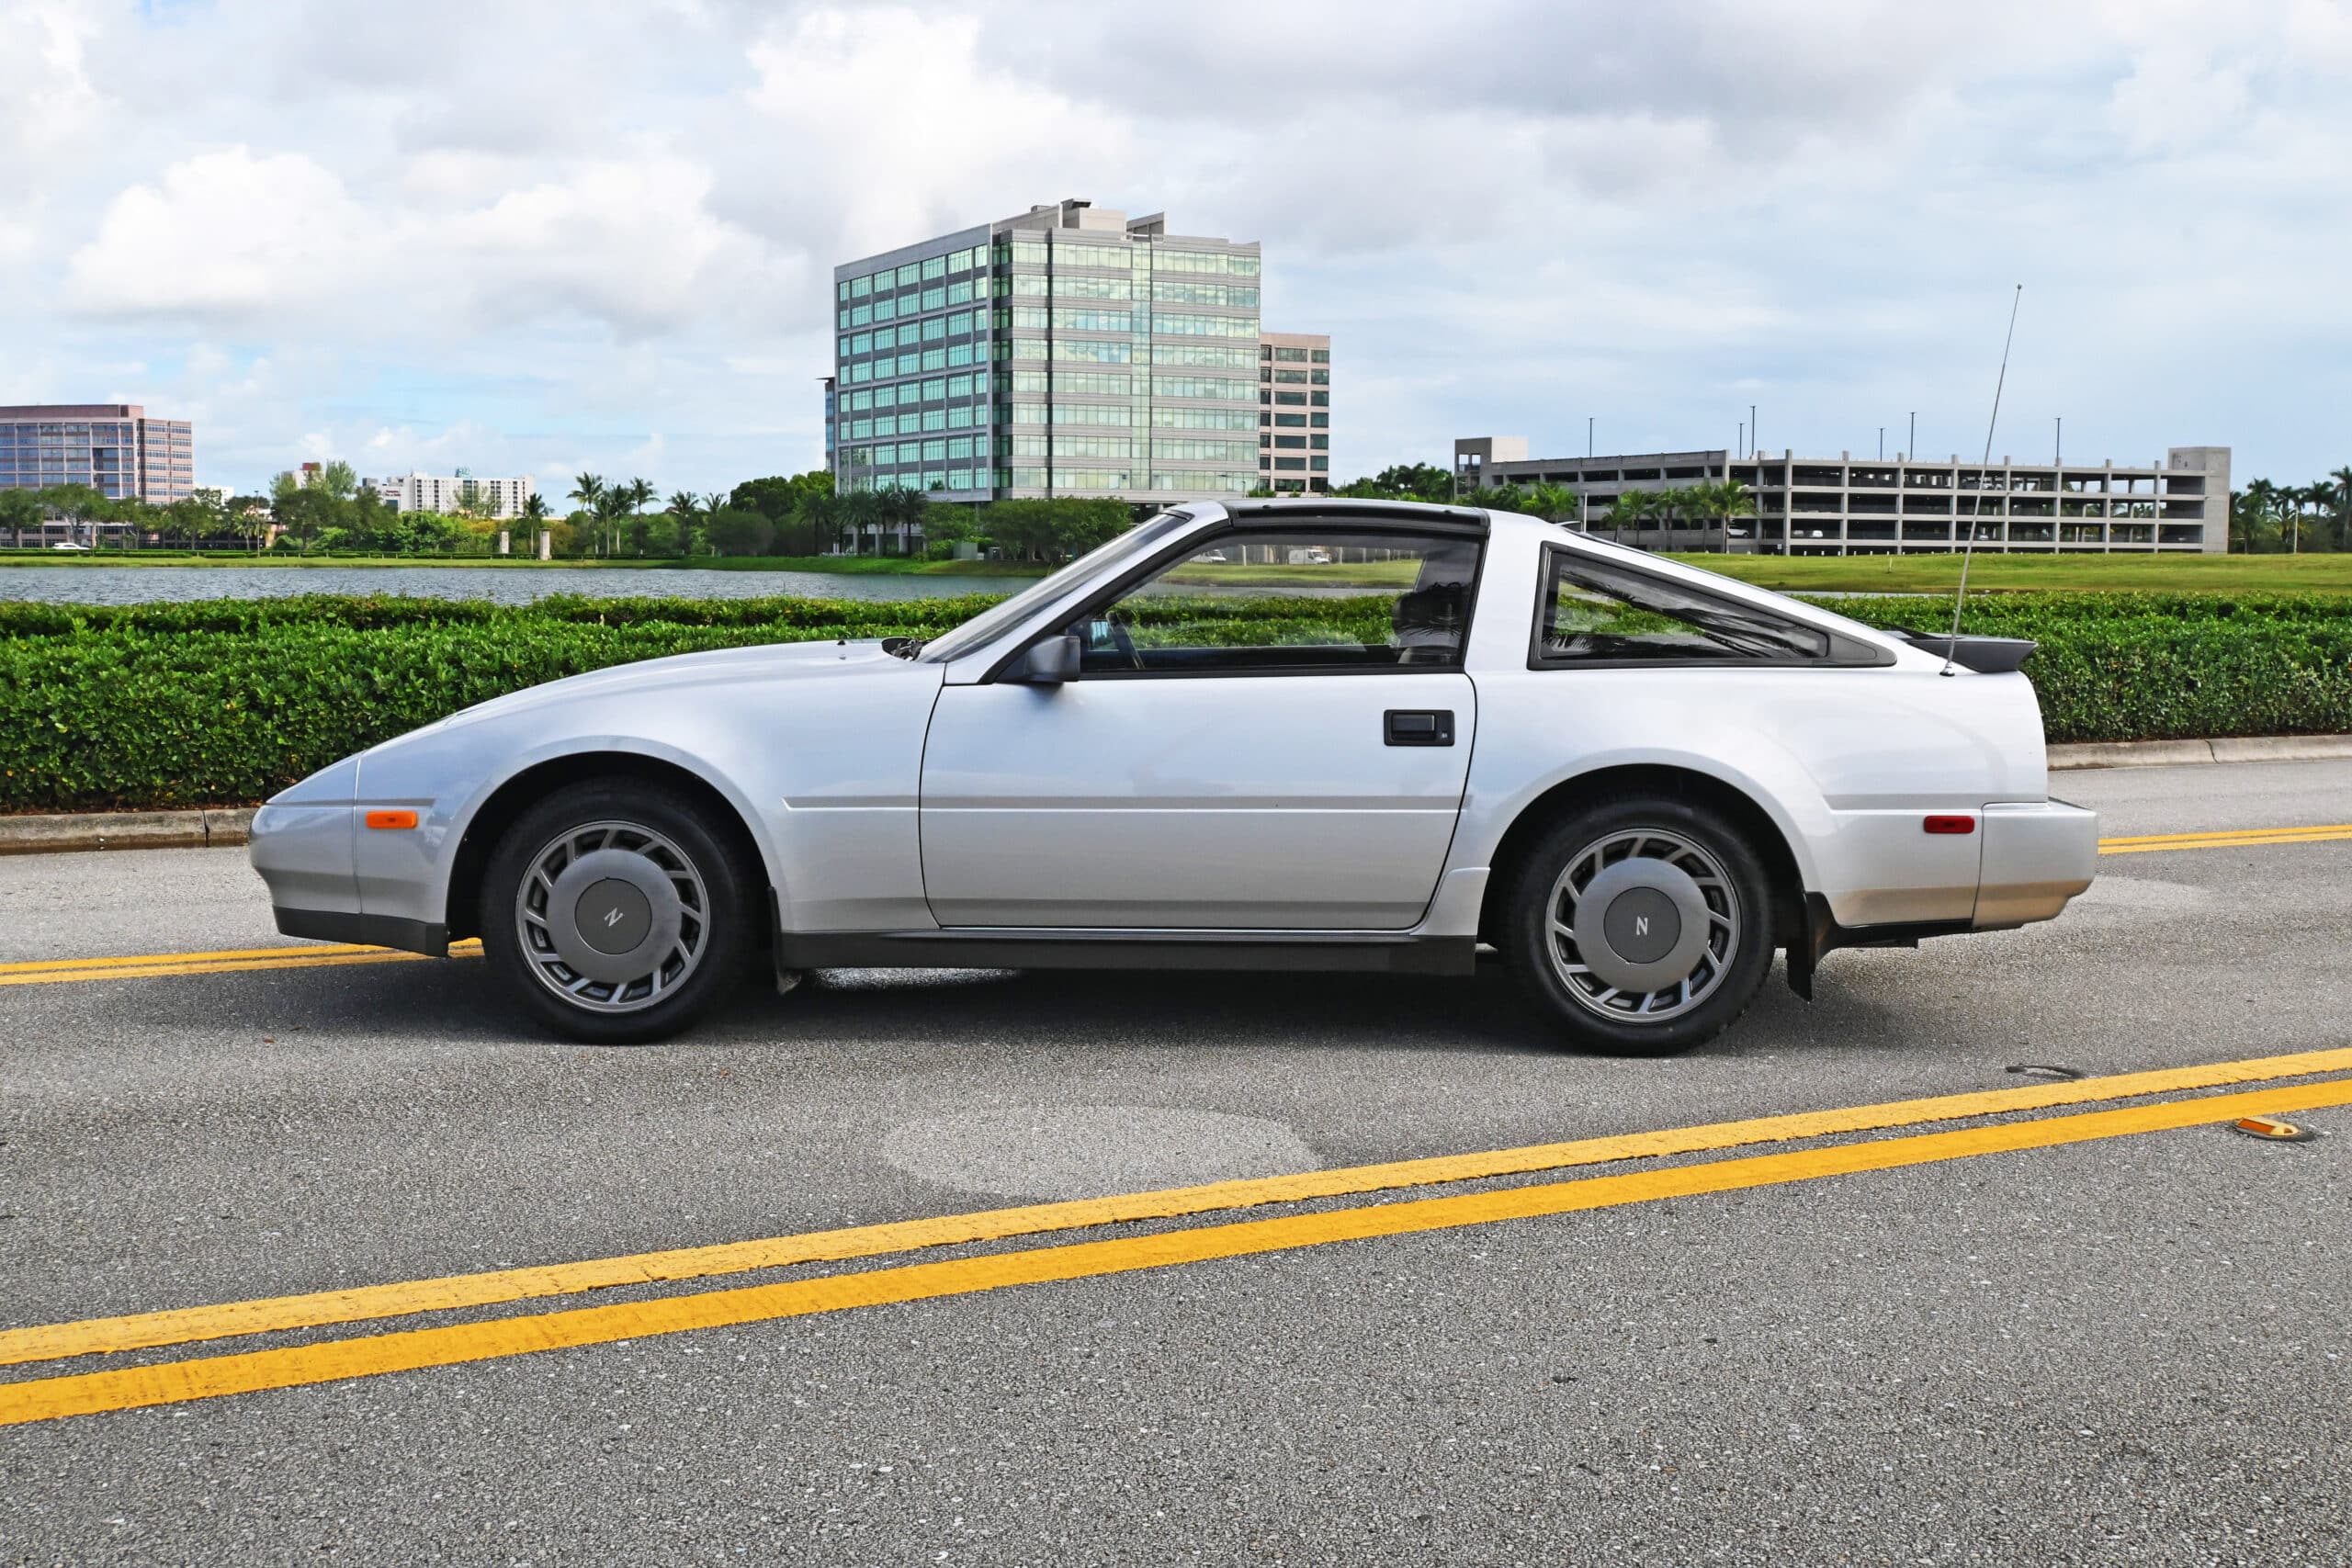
[
  {"x1": 575, "y1": 878, "x2": 651, "y2": 954},
  {"x1": 1602, "y1": 886, "x2": 1681, "y2": 964}
]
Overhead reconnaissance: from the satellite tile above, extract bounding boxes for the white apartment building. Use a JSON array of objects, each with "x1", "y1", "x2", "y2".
[
  {"x1": 365, "y1": 471, "x2": 537, "y2": 519},
  {"x1": 1259, "y1": 332, "x2": 1331, "y2": 494}
]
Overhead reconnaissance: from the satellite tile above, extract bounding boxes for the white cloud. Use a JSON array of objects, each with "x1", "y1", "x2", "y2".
[
  {"x1": 65, "y1": 148, "x2": 372, "y2": 318},
  {"x1": 2, "y1": 0, "x2": 2346, "y2": 492}
]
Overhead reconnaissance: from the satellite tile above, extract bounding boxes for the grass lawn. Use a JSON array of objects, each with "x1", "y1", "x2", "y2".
[
  {"x1": 1668, "y1": 551, "x2": 2352, "y2": 594},
  {"x1": 0, "y1": 550, "x2": 1050, "y2": 575},
  {"x1": 684, "y1": 555, "x2": 1049, "y2": 575},
  {"x1": 1159, "y1": 558, "x2": 1425, "y2": 589}
]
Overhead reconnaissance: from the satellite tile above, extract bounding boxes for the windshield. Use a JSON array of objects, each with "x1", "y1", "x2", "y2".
[{"x1": 916, "y1": 510, "x2": 1202, "y2": 663}]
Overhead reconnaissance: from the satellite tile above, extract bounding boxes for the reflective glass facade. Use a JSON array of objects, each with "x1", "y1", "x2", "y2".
[{"x1": 831, "y1": 204, "x2": 1263, "y2": 506}]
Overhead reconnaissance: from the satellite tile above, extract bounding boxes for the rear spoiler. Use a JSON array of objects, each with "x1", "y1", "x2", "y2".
[{"x1": 1892, "y1": 632, "x2": 2037, "y2": 674}]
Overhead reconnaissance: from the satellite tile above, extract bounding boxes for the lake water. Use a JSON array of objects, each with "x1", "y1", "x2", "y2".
[{"x1": 0, "y1": 565, "x2": 1039, "y2": 606}]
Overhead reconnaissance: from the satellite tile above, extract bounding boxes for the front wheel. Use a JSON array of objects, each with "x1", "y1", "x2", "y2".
[
  {"x1": 1505, "y1": 797, "x2": 1777, "y2": 1055},
  {"x1": 480, "y1": 781, "x2": 755, "y2": 1043}
]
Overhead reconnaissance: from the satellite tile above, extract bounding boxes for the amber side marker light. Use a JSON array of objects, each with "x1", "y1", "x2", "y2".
[
  {"x1": 364, "y1": 810, "x2": 419, "y2": 830},
  {"x1": 1923, "y1": 815, "x2": 1977, "y2": 835}
]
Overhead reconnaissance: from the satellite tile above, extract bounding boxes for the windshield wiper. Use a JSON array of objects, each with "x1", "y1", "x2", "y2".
[{"x1": 881, "y1": 636, "x2": 925, "y2": 660}]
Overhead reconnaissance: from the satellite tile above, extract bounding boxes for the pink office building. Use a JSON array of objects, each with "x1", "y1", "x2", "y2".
[{"x1": 0, "y1": 403, "x2": 196, "y2": 505}]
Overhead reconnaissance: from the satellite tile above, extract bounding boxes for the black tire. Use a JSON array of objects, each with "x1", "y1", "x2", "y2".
[
  {"x1": 1504, "y1": 795, "x2": 1777, "y2": 1056},
  {"x1": 479, "y1": 779, "x2": 756, "y2": 1043}
]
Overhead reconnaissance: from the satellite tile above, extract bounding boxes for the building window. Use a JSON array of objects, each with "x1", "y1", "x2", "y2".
[{"x1": 1310, "y1": 349, "x2": 1329, "y2": 364}]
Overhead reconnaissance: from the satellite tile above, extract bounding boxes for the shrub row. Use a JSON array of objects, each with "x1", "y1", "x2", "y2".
[
  {"x1": 3, "y1": 591, "x2": 2348, "y2": 812},
  {"x1": 1811, "y1": 592, "x2": 2352, "y2": 745}
]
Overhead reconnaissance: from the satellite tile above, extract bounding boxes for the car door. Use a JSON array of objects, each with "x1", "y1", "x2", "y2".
[{"x1": 919, "y1": 521, "x2": 1482, "y2": 931}]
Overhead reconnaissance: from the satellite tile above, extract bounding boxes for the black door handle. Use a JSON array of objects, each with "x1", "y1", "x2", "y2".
[{"x1": 1385, "y1": 709, "x2": 1454, "y2": 747}]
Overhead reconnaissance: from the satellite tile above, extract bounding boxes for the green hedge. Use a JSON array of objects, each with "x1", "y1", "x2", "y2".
[
  {"x1": 4, "y1": 590, "x2": 2348, "y2": 813},
  {"x1": 1810, "y1": 592, "x2": 2352, "y2": 745}
]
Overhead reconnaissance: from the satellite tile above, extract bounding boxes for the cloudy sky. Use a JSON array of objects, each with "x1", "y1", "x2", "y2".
[{"x1": 3, "y1": 0, "x2": 2346, "y2": 497}]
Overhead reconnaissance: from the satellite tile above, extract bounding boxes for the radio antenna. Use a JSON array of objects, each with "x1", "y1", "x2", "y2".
[{"x1": 1943, "y1": 283, "x2": 2023, "y2": 677}]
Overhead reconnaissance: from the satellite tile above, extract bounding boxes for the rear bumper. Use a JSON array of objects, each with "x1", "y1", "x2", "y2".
[{"x1": 1974, "y1": 798, "x2": 2099, "y2": 929}]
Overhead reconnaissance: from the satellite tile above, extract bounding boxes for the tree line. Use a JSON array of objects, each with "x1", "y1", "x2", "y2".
[{"x1": 2231, "y1": 470, "x2": 2352, "y2": 553}]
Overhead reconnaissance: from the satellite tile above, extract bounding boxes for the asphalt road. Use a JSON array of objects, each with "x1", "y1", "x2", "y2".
[{"x1": 3, "y1": 760, "x2": 2348, "y2": 1566}]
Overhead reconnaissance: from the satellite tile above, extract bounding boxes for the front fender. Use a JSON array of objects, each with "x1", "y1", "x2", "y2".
[
  {"x1": 352, "y1": 731, "x2": 792, "y2": 936},
  {"x1": 339, "y1": 650, "x2": 945, "y2": 938}
]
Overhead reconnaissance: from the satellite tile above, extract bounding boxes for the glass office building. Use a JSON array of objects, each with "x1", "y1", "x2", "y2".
[{"x1": 831, "y1": 200, "x2": 1263, "y2": 505}]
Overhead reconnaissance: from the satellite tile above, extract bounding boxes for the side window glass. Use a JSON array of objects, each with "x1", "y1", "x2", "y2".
[
  {"x1": 1538, "y1": 554, "x2": 1829, "y2": 662},
  {"x1": 1070, "y1": 528, "x2": 1481, "y2": 674}
]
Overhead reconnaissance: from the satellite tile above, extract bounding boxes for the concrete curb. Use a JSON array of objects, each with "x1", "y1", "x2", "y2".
[
  {"x1": 2048, "y1": 734, "x2": 2352, "y2": 771},
  {"x1": 0, "y1": 807, "x2": 255, "y2": 856},
  {"x1": 0, "y1": 735, "x2": 2346, "y2": 852}
]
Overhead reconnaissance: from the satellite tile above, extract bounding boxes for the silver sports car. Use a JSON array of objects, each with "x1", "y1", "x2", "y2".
[{"x1": 250, "y1": 500, "x2": 2097, "y2": 1049}]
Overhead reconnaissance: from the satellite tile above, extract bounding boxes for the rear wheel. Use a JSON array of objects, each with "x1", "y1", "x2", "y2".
[
  {"x1": 480, "y1": 781, "x2": 754, "y2": 1043},
  {"x1": 1505, "y1": 796, "x2": 1776, "y2": 1055}
]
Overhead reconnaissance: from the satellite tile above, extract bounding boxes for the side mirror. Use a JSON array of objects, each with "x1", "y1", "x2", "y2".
[{"x1": 1007, "y1": 634, "x2": 1080, "y2": 685}]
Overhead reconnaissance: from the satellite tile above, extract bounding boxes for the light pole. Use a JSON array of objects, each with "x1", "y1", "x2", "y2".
[{"x1": 1580, "y1": 416, "x2": 1593, "y2": 532}]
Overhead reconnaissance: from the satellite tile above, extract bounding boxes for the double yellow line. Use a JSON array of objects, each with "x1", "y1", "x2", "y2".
[
  {"x1": 2097, "y1": 823, "x2": 2352, "y2": 855},
  {"x1": 2, "y1": 1047, "x2": 2345, "y2": 1428},
  {"x1": 0, "y1": 939, "x2": 481, "y2": 988}
]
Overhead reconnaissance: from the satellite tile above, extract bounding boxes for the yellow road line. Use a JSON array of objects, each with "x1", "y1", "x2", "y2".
[
  {"x1": 2098, "y1": 822, "x2": 2352, "y2": 845},
  {"x1": 0, "y1": 941, "x2": 481, "y2": 988},
  {"x1": 2100, "y1": 827, "x2": 2352, "y2": 855},
  {"x1": 6, "y1": 1044, "x2": 2348, "y2": 1370},
  {"x1": 0, "y1": 942, "x2": 386, "y2": 975},
  {"x1": 4, "y1": 1077, "x2": 2345, "y2": 1429}
]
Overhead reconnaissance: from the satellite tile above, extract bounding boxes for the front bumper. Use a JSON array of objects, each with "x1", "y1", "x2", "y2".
[
  {"x1": 274, "y1": 905, "x2": 450, "y2": 956},
  {"x1": 249, "y1": 799, "x2": 451, "y2": 958},
  {"x1": 1974, "y1": 798, "x2": 2099, "y2": 929}
]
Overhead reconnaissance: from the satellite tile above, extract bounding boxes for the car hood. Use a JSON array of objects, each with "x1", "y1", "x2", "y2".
[{"x1": 419, "y1": 637, "x2": 914, "y2": 736}]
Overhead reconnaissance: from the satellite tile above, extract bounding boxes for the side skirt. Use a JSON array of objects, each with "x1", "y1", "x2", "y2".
[{"x1": 775, "y1": 927, "x2": 1479, "y2": 976}]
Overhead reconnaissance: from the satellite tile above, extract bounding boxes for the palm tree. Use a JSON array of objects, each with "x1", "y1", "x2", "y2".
[
  {"x1": 1604, "y1": 490, "x2": 1651, "y2": 548},
  {"x1": 797, "y1": 489, "x2": 840, "y2": 557},
  {"x1": 2242, "y1": 479, "x2": 2279, "y2": 555},
  {"x1": 1648, "y1": 487, "x2": 1689, "y2": 553},
  {"x1": 2331, "y1": 467, "x2": 2352, "y2": 552},
  {"x1": 2302, "y1": 480, "x2": 2335, "y2": 554},
  {"x1": 837, "y1": 488, "x2": 882, "y2": 553},
  {"x1": 1707, "y1": 479, "x2": 1758, "y2": 551},
  {"x1": 567, "y1": 472, "x2": 605, "y2": 516},
  {"x1": 2228, "y1": 488, "x2": 2265, "y2": 554},
  {"x1": 1523, "y1": 481, "x2": 1578, "y2": 525},
  {"x1": 666, "y1": 491, "x2": 704, "y2": 556}
]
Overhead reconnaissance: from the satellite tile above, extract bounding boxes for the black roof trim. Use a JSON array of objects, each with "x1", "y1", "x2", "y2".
[{"x1": 1219, "y1": 497, "x2": 1490, "y2": 526}]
